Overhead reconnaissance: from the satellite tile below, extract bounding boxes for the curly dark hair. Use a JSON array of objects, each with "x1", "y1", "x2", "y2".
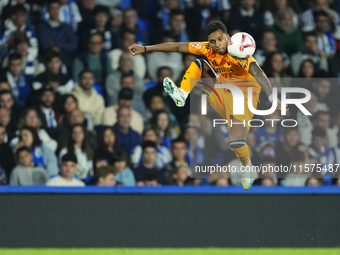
[{"x1": 204, "y1": 21, "x2": 228, "y2": 36}]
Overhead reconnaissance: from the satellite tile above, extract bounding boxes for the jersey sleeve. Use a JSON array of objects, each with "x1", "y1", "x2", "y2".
[{"x1": 188, "y1": 42, "x2": 211, "y2": 55}]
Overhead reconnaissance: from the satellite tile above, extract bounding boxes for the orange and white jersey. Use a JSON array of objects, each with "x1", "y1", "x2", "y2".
[{"x1": 188, "y1": 41, "x2": 261, "y2": 91}]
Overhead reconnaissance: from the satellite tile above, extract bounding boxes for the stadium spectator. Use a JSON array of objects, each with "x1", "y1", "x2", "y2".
[
  {"x1": 59, "y1": 124, "x2": 94, "y2": 180},
  {"x1": 168, "y1": 164, "x2": 190, "y2": 185},
  {"x1": 261, "y1": 52, "x2": 290, "y2": 96},
  {"x1": 0, "y1": 108, "x2": 15, "y2": 143},
  {"x1": 227, "y1": 0, "x2": 264, "y2": 42},
  {"x1": 10, "y1": 146, "x2": 49, "y2": 185},
  {"x1": 103, "y1": 88, "x2": 144, "y2": 134},
  {"x1": 46, "y1": 153, "x2": 85, "y2": 187},
  {"x1": 121, "y1": 7, "x2": 148, "y2": 46},
  {"x1": 32, "y1": 50, "x2": 74, "y2": 95},
  {"x1": 258, "y1": 142, "x2": 276, "y2": 159},
  {"x1": 13, "y1": 126, "x2": 59, "y2": 176},
  {"x1": 183, "y1": 125, "x2": 205, "y2": 165},
  {"x1": 37, "y1": 0, "x2": 78, "y2": 66},
  {"x1": 297, "y1": 92, "x2": 318, "y2": 146},
  {"x1": 0, "y1": 82, "x2": 11, "y2": 91},
  {"x1": 78, "y1": 5, "x2": 111, "y2": 53},
  {"x1": 34, "y1": 85, "x2": 63, "y2": 140},
  {"x1": 281, "y1": 151, "x2": 310, "y2": 186},
  {"x1": 94, "y1": 166, "x2": 116, "y2": 186},
  {"x1": 143, "y1": 67, "x2": 175, "y2": 109},
  {"x1": 291, "y1": 32, "x2": 329, "y2": 76},
  {"x1": 312, "y1": 79, "x2": 331, "y2": 112},
  {"x1": 78, "y1": 0, "x2": 96, "y2": 24},
  {"x1": 0, "y1": 90, "x2": 22, "y2": 132},
  {"x1": 154, "y1": 0, "x2": 180, "y2": 31},
  {"x1": 297, "y1": 59, "x2": 318, "y2": 79},
  {"x1": 133, "y1": 141, "x2": 160, "y2": 186},
  {"x1": 308, "y1": 127, "x2": 333, "y2": 169},
  {"x1": 254, "y1": 111, "x2": 284, "y2": 147},
  {"x1": 73, "y1": 33, "x2": 112, "y2": 86},
  {"x1": 313, "y1": 111, "x2": 337, "y2": 149},
  {"x1": 185, "y1": 0, "x2": 219, "y2": 41},
  {"x1": 246, "y1": 131, "x2": 256, "y2": 150},
  {"x1": 149, "y1": 109, "x2": 179, "y2": 150},
  {"x1": 0, "y1": 52, "x2": 30, "y2": 107},
  {"x1": 260, "y1": 178, "x2": 277, "y2": 186},
  {"x1": 96, "y1": 126, "x2": 124, "y2": 157},
  {"x1": 55, "y1": 94, "x2": 94, "y2": 130},
  {"x1": 272, "y1": 7, "x2": 303, "y2": 56},
  {"x1": 253, "y1": 30, "x2": 290, "y2": 67},
  {"x1": 113, "y1": 106, "x2": 141, "y2": 156},
  {"x1": 301, "y1": 0, "x2": 340, "y2": 43},
  {"x1": 263, "y1": 0, "x2": 299, "y2": 27},
  {"x1": 2, "y1": 4, "x2": 38, "y2": 61},
  {"x1": 305, "y1": 177, "x2": 324, "y2": 186},
  {"x1": 161, "y1": 138, "x2": 189, "y2": 183},
  {"x1": 105, "y1": 55, "x2": 144, "y2": 107},
  {"x1": 314, "y1": 10, "x2": 336, "y2": 58},
  {"x1": 147, "y1": 34, "x2": 184, "y2": 82},
  {"x1": 109, "y1": 30, "x2": 146, "y2": 79},
  {"x1": 131, "y1": 127, "x2": 172, "y2": 170},
  {"x1": 275, "y1": 127, "x2": 300, "y2": 171},
  {"x1": 57, "y1": 108, "x2": 97, "y2": 154},
  {"x1": 113, "y1": 150, "x2": 136, "y2": 186},
  {"x1": 253, "y1": 156, "x2": 277, "y2": 185},
  {"x1": 13, "y1": 108, "x2": 58, "y2": 152},
  {"x1": 152, "y1": 9, "x2": 191, "y2": 44},
  {"x1": 1, "y1": 31, "x2": 39, "y2": 78},
  {"x1": 72, "y1": 70, "x2": 105, "y2": 126},
  {"x1": 0, "y1": 124, "x2": 16, "y2": 177},
  {"x1": 42, "y1": 0, "x2": 82, "y2": 32}
]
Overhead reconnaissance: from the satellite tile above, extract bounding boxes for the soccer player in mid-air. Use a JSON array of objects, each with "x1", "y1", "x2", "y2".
[{"x1": 129, "y1": 21, "x2": 284, "y2": 190}]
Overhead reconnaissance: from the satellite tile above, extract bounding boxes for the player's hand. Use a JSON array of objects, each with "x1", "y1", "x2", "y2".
[
  {"x1": 128, "y1": 44, "x2": 145, "y2": 56},
  {"x1": 276, "y1": 99, "x2": 289, "y2": 114}
]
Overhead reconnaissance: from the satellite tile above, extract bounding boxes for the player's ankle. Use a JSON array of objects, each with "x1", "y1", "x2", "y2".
[{"x1": 179, "y1": 88, "x2": 190, "y2": 99}]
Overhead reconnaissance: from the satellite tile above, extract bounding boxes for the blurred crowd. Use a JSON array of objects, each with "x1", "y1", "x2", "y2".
[{"x1": 0, "y1": 0, "x2": 340, "y2": 188}]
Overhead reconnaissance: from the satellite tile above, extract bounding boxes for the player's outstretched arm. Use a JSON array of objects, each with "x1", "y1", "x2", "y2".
[
  {"x1": 249, "y1": 62, "x2": 287, "y2": 112},
  {"x1": 129, "y1": 43, "x2": 190, "y2": 56}
]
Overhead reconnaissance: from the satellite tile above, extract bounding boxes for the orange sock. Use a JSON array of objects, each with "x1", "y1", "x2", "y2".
[
  {"x1": 180, "y1": 61, "x2": 202, "y2": 93},
  {"x1": 229, "y1": 141, "x2": 250, "y2": 166}
]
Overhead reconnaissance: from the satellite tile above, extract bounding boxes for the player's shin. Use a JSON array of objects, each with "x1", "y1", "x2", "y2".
[
  {"x1": 229, "y1": 140, "x2": 250, "y2": 166},
  {"x1": 229, "y1": 140, "x2": 253, "y2": 190}
]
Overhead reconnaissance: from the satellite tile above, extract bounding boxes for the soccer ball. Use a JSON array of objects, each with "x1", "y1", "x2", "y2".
[{"x1": 227, "y1": 32, "x2": 256, "y2": 59}]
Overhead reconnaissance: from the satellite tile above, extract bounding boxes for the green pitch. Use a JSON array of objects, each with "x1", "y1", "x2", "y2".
[{"x1": 1, "y1": 248, "x2": 340, "y2": 255}]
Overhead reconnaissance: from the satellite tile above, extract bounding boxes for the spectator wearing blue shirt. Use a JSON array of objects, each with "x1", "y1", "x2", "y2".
[
  {"x1": 113, "y1": 150, "x2": 136, "y2": 186},
  {"x1": 113, "y1": 106, "x2": 141, "y2": 157},
  {"x1": 254, "y1": 111, "x2": 284, "y2": 148},
  {"x1": 0, "y1": 53, "x2": 30, "y2": 107},
  {"x1": 1, "y1": 31, "x2": 39, "y2": 78},
  {"x1": 314, "y1": 10, "x2": 336, "y2": 58},
  {"x1": 131, "y1": 127, "x2": 172, "y2": 170},
  {"x1": 183, "y1": 125, "x2": 205, "y2": 165},
  {"x1": 2, "y1": 4, "x2": 38, "y2": 62},
  {"x1": 308, "y1": 127, "x2": 334, "y2": 183},
  {"x1": 121, "y1": 8, "x2": 148, "y2": 46},
  {"x1": 14, "y1": 126, "x2": 59, "y2": 177},
  {"x1": 37, "y1": 0, "x2": 78, "y2": 66}
]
